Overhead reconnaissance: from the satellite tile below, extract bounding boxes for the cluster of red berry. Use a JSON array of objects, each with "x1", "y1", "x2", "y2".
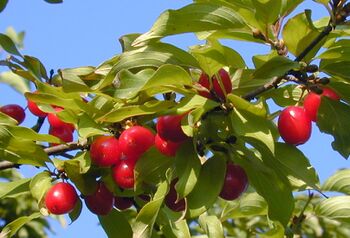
[
  {"x1": 278, "y1": 87, "x2": 340, "y2": 145},
  {"x1": 1, "y1": 69, "x2": 249, "y2": 216}
]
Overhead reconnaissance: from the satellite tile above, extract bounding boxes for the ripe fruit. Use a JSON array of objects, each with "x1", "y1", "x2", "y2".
[
  {"x1": 118, "y1": 126, "x2": 155, "y2": 159},
  {"x1": 45, "y1": 182, "x2": 78, "y2": 215},
  {"x1": 156, "y1": 114, "x2": 188, "y2": 143},
  {"x1": 49, "y1": 126, "x2": 74, "y2": 145},
  {"x1": 303, "y1": 87, "x2": 340, "y2": 122},
  {"x1": 198, "y1": 68, "x2": 232, "y2": 101},
  {"x1": 112, "y1": 159, "x2": 135, "y2": 189},
  {"x1": 278, "y1": 106, "x2": 312, "y2": 145},
  {"x1": 155, "y1": 133, "x2": 181, "y2": 157},
  {"x1": 0, "y1": 104, "x2": 25, "y2": 124},
  {"x1": 84, "y1": 182, "x2": 114, "y2": 215},
  {"x1": 165, "y1": 179, "x2": 185, "y2": 212},
  {"x1": 90, "y1": 136, "x2": 122, "y2": 167},
  {"x1": 48, "y1": 107, "x2": 75, "y2": 131},
  {"x1": 219, "y1": 163, "x2": 248, "y2": 200},
  {"x1": 114, "y1": 196, "x2": 134, "y2": 210},
  {"x1": 27, "y1": 91, "x2": 47, "y2": 117}
]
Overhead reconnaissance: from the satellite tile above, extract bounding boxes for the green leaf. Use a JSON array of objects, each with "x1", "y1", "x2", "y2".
[
  {"x1": 317, "y1": 98, "x2": 350, "y2": 159},
  {"x1": 322, "y1": 169, "x2": 350, "y2": 195},
  {"x1": 282, "y1": 10, "x2": 324, "y2": 62},
  {"x1": 274, "y1": 142, "x2": 320, "y2": 190},
  {"x1": 99, "y1": 209, "x2": 133, "y2": 238},
  {"x1": 315, "y1": 196, "x2": 350, "y2": 223},
  {"x1": 114, "y1": 65, "x2": 193, "y2": 99},
  {"x1": 133, "y1": 3, "x2": 245, "y2": 46},
  {"x1": 190, "y1": 40, "x2": 245, "y2": 77},
  {"x1": 320, "y1": 61, "x2": 350, "y2": 81},
  {"x1": 0, "y1": 212, "x2": 41, "y2": 237},
  {"x1": 259, "y1": 222, "x2": 285, "y2": 238},
  {"x1": 0, "y1": 33, "x2": 22, "y2": 57},
  {"x1": 133, "y1": 181, "x2": 168, "y2": 238},
  {"x1": 161, "y1": 219, "x2": 191, "y2": 238},
  {"x1": 0, "y1": 71, "x2": 30, "y2": 94},
  {"x1": 235, "y1": 145, "x2": 294, "y2": 227},
  {"x1": 318, "y1": 40, "x2": 350, "y2": 61},
  {"x1": 69, "y1": 198, "x2": 82, "y2": 224},
  {"x1": 60, "y1": 70, "x2": 91, "y2": 93},
  {"x1": 0, "y1": 126, "x2": 49, "y2": 167},
  {"x1": 174, "y1": 141, "x2": 201, "y2": 199},
  {"x1": 227, "y1": 94, "x2": 267, "y2": 117},
  {"x1": 77, "y1": 113, "x2": 106, "y2": 140},
  {"x1": 186, "y1": 155, "x2": 226, "y2": 218},
  {"x1": 29, "y1": 171, "x2": 52, "y2": 205},
  {"x1": 98, "y1": 42, "x2": 198, "y2": 90},
  {"x1": 99, "y1": 100, "x2": 176, "y2": 123},
  {"x1": 198, "y1": 213, "x2": 224, "y2": 238},
  {"x1": 230, "y1": 108, "x2": 275, "y2": 154},
  {"x1": 263, "y1": 84, "x2": 303, "y2": 107},
  {"x1": 119, "y1": 33, "x2": 141, "y2": 52},
  {"x1": 221, "y1": 192, "x2": 268, "y2": 220},
  {"x1": 64, "y1": 155, "x2": 96, "y2": 195},
  {"x1": 251, "y1": 0, "x2": 281, "y2": 27},
  {"x1": 0, "y1": 178, "x2": 30, "y2": 199},
  {"x1": 135, "y1": 147, "x2": 173, "y2": 190},
  {"x1": 253, "y1": 56, "x2": 300, "y2": 79},
  {"x1": 0, "y1": 0, "x2": 9, "y2": 13}
]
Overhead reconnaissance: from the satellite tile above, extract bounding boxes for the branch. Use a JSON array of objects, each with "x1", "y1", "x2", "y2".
[
  {"x1": 0, "y1": 161, "x2": 19, "y2": 170},
  {"x1": 0, "y1": 142, "x2": 86, "y2": 171},
  {"x1": 242, "y1": 24, "x2": 333, "y2": 101},
  {"x1": 31, "y1": 117, "x2": 45, "y2": 133}
]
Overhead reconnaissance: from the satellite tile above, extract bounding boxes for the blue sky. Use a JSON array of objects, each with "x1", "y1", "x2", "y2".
[{"x1": 0, "y1": 1, "x2": 348, "y2": 237}]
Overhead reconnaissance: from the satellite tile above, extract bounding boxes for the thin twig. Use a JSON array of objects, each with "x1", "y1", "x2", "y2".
[
  {"x1": 0, "y1": 142, "x2": 86, "y2": 171},
  {"x1": 31, "y1": 117, "x2": 45, "y2": 133},
  {"x1": 242, "y1": 23, "x2": 333, "y2": 101}
]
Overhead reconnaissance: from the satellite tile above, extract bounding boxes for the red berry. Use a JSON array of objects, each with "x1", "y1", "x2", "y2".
[
  {"x1": 165, "y1": 179, "x2": 185, "y2": 212},
  {"x1": 90, "y1": 136, "x2": 122, "y2": 167},
  {"x1": 156, "y1": 114, "x2": 188, "y2": 143},
  {"x1": 155, "y1": 133, "x2": 181, "y2": 157},
  {"x1": 278, "y1": 106, "x2": 312, "y2": 145},
  {"x1": 45, "y1": 182, "x2": 78, "y2": 215},
  {"x1": 198, "y1": 68, "x2": 232, "y2": 101},
  {"x1": 49, "y1": 126, "x2": 73, "y2": 145},
  {"x1": 84, "y1": 182, "x2": 114, "y2": 215},
  {"x1": 112, "y1": 159, "x2": 135, "y2": 189},
  {"x1": 303, "y1": 87, "x2": 340, "y2": 122},
  {"x1": 48, "y1": 107, "x2": 75, "y2": 131},
  {"x1": 114, "y1": 196, "x2": 134, "y2": 210},
  {"x1": 219, "y1": 163, "x2": 248, "y2": 200},
  {"x1": 27, "y1": 91, "x2": 47, "y2": 117},
  {"x1": 0, "y1": 104, "x2": 25, "y2": 124},
  {"x1": 119, "y1": 126, "x2": 155, "y2": 159}
]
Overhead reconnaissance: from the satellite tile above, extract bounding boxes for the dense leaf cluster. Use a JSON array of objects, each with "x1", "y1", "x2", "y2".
[{"x1": 1, "y1": 0, "x2": 350, "y2": 237}]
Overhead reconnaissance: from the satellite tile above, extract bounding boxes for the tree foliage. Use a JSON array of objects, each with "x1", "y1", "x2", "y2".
[{"x1": 1, "y1": 0, "x2": 350, "y2": 237}]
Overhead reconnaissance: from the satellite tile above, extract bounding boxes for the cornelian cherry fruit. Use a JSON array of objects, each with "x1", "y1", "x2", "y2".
[
  {"x1": 165, "y1": 179, "x2": 185, "y2": 212},
  {"x1": 119, "y1": 126, "x2": 155, "y2": 159},
  {"x1": 90, "y1": 136, "x2": 122, "y2": 167},
  {"x1": 48, "y1": 107, "x2": 75, "y2": 131},
  {"x1": 278, "y1": 106, "x2": 312, "y2": 145},
  {"x1": 84, "y1": 182, "x2": 114, "y2": 215},
  {"x1": 49, "y1": 126, "x2": 73, "y2": 145},
  {"x1": 0, "y1": 104, "x2": 25, "y2": 124},
  {"x1": 45, "y1": 182, "x2": 78, "y2": 215},
  {"x1": 303, "y1": 87, "x2": 340, "y2": 122},
  {"x1": 114, "y1": 196, "x2": 134, "y2": 210},
  {"x1": 219, "y1": 163, "x2": 248, "y2": 200},
  {"x1": 112, "y1": 159, "x2": 135, "y2": 189},
  {"x1": 156, "y1": 114, "x2": 188, "y2": 143},
  {"x1": 198, "y1": 68, "x2": 232, "y2": 101},
  {"x1": 155, "y1": 133, "x2": 181, "y2": 157}
]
